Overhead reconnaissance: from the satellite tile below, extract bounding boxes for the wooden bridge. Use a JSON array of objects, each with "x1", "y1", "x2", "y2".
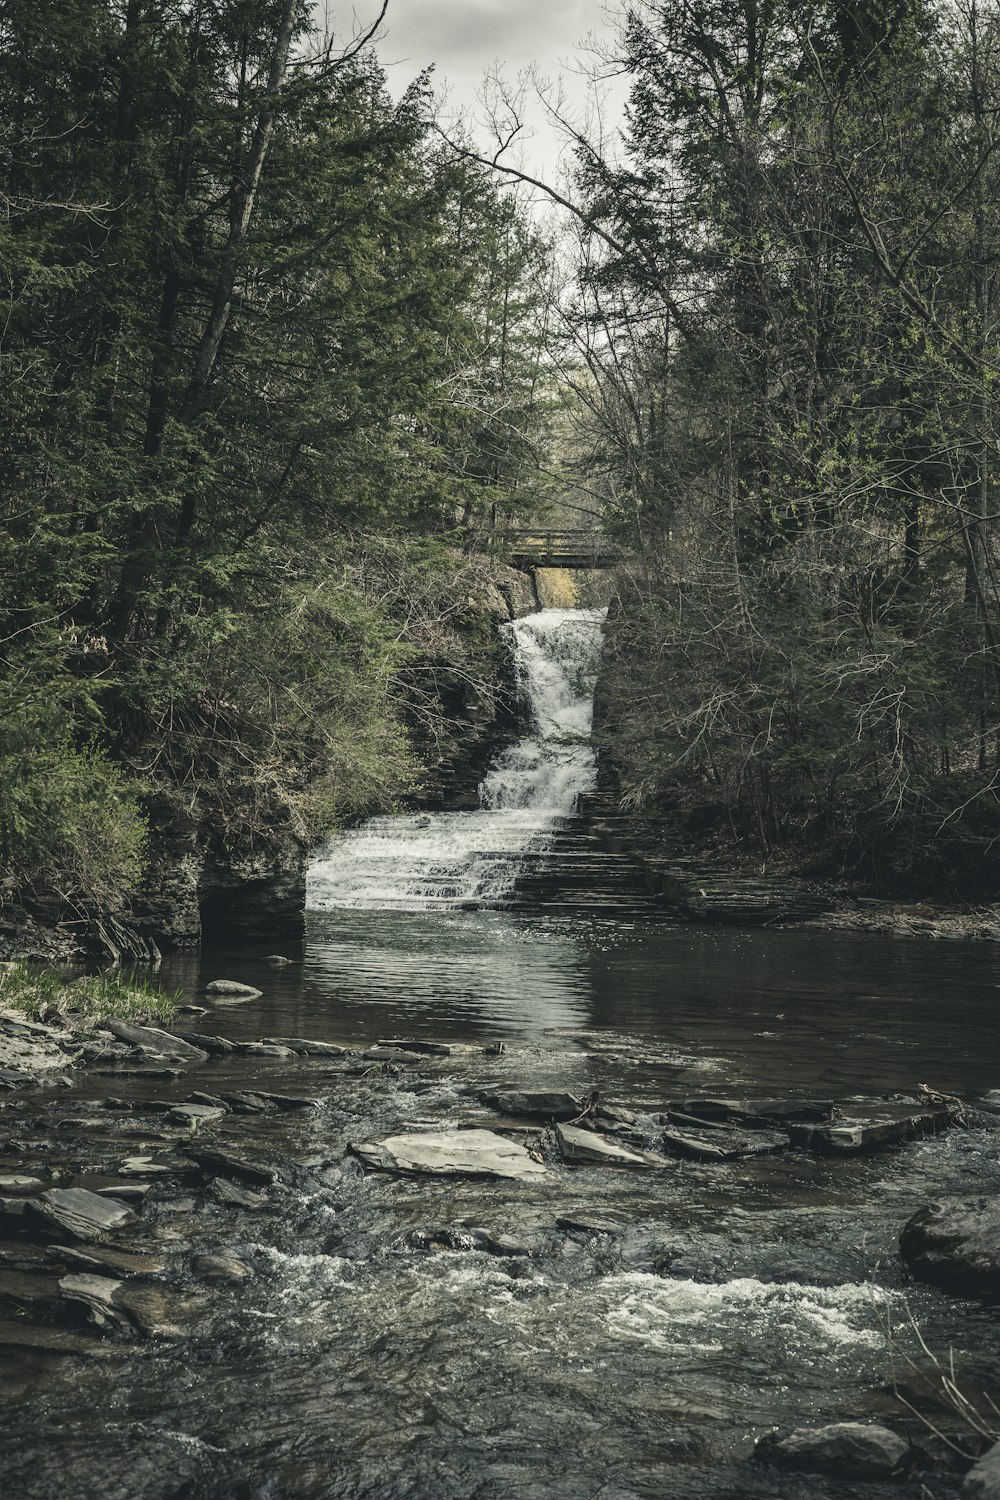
[{"x1": 501, "y1": 528, "x2": 620, "y2": 570}]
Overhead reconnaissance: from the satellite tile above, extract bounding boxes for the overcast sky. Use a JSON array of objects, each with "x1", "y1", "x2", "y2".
[{"x1": 354, "y1": 1, "x2": 630, "y2": 188}]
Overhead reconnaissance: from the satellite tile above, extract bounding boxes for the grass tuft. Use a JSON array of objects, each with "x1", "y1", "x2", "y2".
[{"x1": 0, "y1": 962, "x2": 179, "y2": 1026}]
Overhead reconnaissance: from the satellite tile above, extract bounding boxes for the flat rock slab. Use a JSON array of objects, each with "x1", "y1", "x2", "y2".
[
  {"x1": 789, "y1": 1107, "x2": 949, "y2": 1154},
  {"x1": 0, "y1": 1174, "x2": 46, "y2": 1194},
  {"x1": 556, "y1": 1123, "x2": 666, "y2": 1169},
  {"x1": 555, "y1": 1212, "x2": 629, "y2": 1236},
  {"x1": 167, "y1": 1104, "x2": 227, "y2": 1127},
  {"x1": 208, "y1": 1176, "x2": 268, "y2": 1208},
  {"x1": 900, "y1": 1197, "x2": 1000, "y2": 1295},
  {"x1": 235, "y1": 1042, "x2": 295, "y2": 1059},
  {"x1": 483, "y1": 1090, "x2": 584, "y2": 1121},
  {"x1": 378, "y1": 1038, "x2": 452, "y2": 1056},
  {"x1": 352, "y1": 1128, "x2": 548, "y2": 1181},
  {"x1": 101, "y1": 1020, "x2": 207, "y2": 1063},
  {"x1": 49, "y1": 1244, "x2": 167, "y2": 1277},
  {"x1": 755, "y1": 1422, "x2": 909, "y2": 1477},
  {"x1": 205, "y1": 980, "x2": 262, "y2": 999},
  {"x1": 183, "y1": 1145, "x2": 277, "y2": 1186},
  {"x1": 249, "y1": 1090, "x2": 319, "y2": 1111},
  {"x1": 170, "y1": 1031, "x2": 235, "y2": 1056},
  {"x1": 663, "y1": 1125, "x2": 789, "y2": 1162},
  {"x1": 675, "y1": 1097, "x2": 834, "y2": 1127},
  {"x1": 262, "y1": 1037, "x2": 346, "y2": 1057},
  {"x1": 25, "y1": 1188, "x2": 137, "y2": 1242},
  {"x1": 59, "y1": 1272, "x2": 132, "y2": 1334}
]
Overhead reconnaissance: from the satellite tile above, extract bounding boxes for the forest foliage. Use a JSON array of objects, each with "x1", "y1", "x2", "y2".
[
  {"x1": 550, "y1": 0, "x2": 1000, "y2": 888},
  {"x1": 0, "y1": 0, "x2": 551, "y2": 914}
]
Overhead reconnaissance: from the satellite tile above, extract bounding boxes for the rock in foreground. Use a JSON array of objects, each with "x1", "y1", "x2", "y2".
[
  {"x1": 352, "y1": 1129, "x2": 547, "y2": 1181},
  {"x1": 556, "y1": 1123, "x2": 665, "y2": 1169},
  {"x1": 25, "y1": 1188, "x2": 136, "y2": 1242},
  {"x1": 755, "y1": 1422, "x2": 909, "y2": 1477},
  {"x1": 964, "y1": 1442, "x2": 1000, "y2": 1498},
  {"x1": 900, "y1": 1197, "x2": 1000, "y2": 1295}
]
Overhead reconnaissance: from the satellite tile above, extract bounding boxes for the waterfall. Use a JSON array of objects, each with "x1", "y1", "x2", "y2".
[{"x1": 307, "y1": 606, "x2": 605, "y2": 911}]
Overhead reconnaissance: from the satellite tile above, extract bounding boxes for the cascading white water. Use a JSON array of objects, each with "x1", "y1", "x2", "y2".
[{"x1": 307, "y1": 606, "x2": 605, "y2": 911}]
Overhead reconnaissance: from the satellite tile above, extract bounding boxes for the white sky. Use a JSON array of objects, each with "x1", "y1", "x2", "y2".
[{"x1": 350, "y1": 1, "x2": 630, "y2": 188}]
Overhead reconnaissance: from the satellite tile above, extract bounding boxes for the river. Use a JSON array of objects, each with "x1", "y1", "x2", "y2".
[{"x1": 5, "y1": 609, "x2": 1000, "y2": 1500}]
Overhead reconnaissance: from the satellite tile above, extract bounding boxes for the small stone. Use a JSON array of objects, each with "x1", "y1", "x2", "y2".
[
  {"x1": 205, "y1": 980, "x2": 262, "y2": 999},
  {"x1": 235, "y1": 1042, "x2": 294, "y2": 1059},
  {"x1": 117, "y1": 1156, "x2": 178, "y2": 1178},
  {"x1": 167, "y1": 1103, "x2": 227, "y2": 1128},
  {"x1": 190, "y1": 1252, "x2": 253, "y2": 1281},
  {"x1": 261, "y1": 1037, "x2": 346, "y2": 1056},
  {"x1": 263, "y1": 955, "x2": 296, "y2": 966},
  {"x1": 755, "y1": 1422, "x2": 909, "y2": 1477}
]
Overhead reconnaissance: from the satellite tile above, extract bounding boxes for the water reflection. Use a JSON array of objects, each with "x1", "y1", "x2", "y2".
[{"x1": 160, "y1": 911, "x2": 1000, "y2": 1096}]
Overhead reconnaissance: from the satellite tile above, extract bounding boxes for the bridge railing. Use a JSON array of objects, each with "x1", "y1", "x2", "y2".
[{"x1": 497, "y1": 528, "x2": 619, "y2": 565}]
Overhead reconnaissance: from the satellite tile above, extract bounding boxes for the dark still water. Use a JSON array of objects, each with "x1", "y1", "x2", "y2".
[
  {"x1": 165, "y1": 910, "x2": 1000, "y2": 1095},
  {"x1": 8, "y1": 912, "x2": 1000, "y2": 1500}
]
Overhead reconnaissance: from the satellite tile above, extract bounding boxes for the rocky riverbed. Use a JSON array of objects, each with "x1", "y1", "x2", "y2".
[{"x1": 2, "y1": 968, "x2": 1000, "y2": 1500}]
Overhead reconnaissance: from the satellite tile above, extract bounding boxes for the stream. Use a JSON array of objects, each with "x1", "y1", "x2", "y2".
[{"x1": 4, "y1": 609, "x2": 1000, "y2": 1500}]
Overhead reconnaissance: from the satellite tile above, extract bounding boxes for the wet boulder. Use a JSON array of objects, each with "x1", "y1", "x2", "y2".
[
  {"x1": 481, "y1": 1090, "x2": 584, "y2": 1121},
  {"x1": 789, "y1": 1106, "x2": 949, "y2": 1154},
  {"x1": 261, "y1": 1036, "x2": 346, "y2": 1057},
  {"x1": 674, "y1": 1097, "x2": 834, "y2": 1127},
  {"x1": 167, "y1": 1103, "x2": 227, "y2": 1128},
  {"x1": 556, "y1": 1123, "x2": 666, "y2": 1169},
  {"x1": 352, "y1": 1128, "x2": 548, "y2": 1181},
  {"x1": 208, "y1": 1176, "x2": 268, "y2": 1208},
  {"x1": 662, "y1": 1125, "x2": 789, "y2": 1162},
  {"x1": 965, "y1": 1441, "x2": 1000, "y2": 1498},
  {"x1": 100, "y1": 1020, "x2": 208, "y2": 1064},
  {"x1": 24, "y1": 1187, "x2": 137, "y2": 1242},
  {"x1": 900, "y1": 1198, "x2": 1000, "y2": 1295},
  {"x1": 755, "y1": 1422, "x2": 909, "y2": 1477},
  {"x1": 183, "y1": 1144, "x2": 278, "y2": 1186},
  {"x1": 169, "y1": 1030, "x2": 235, "y2": 1057},
  {"x1": 204, "y1": 979, "x2": 262, "y2": 999}
]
